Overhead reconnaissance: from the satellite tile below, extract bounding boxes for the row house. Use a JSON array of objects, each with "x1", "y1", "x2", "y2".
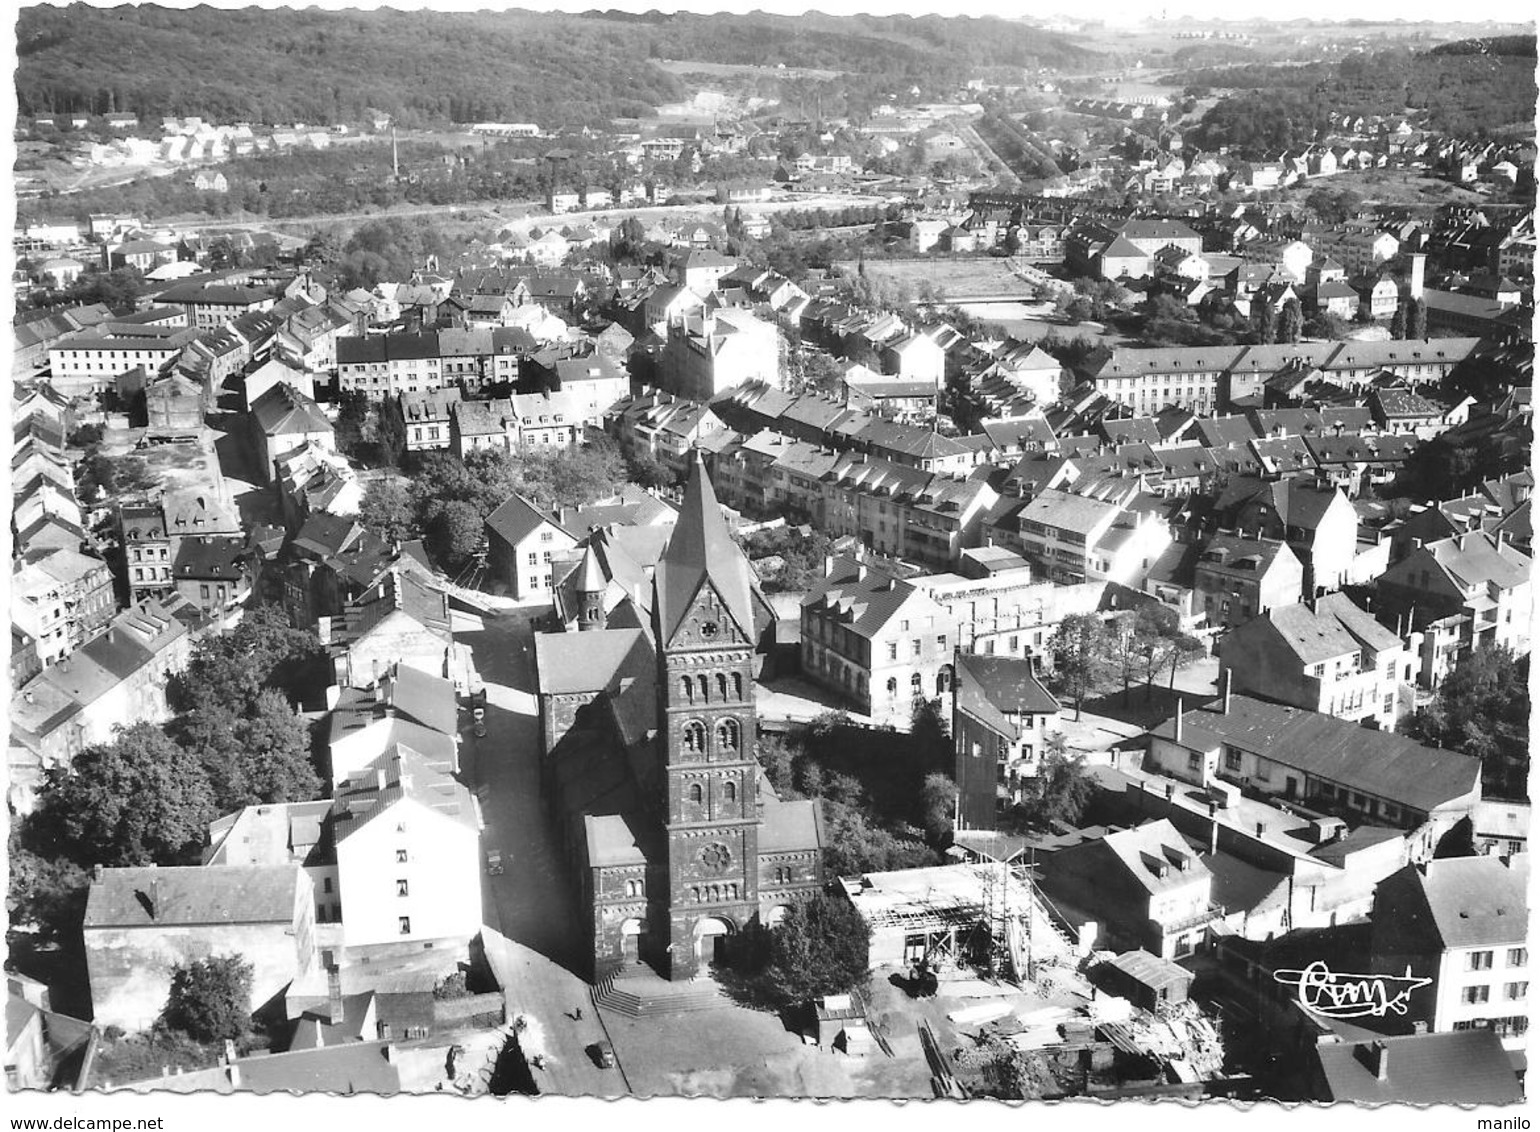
[
  {"x1": 153, "y1": 281, "x2": 278, "y2": 331},
  {"x1": 918, "y1": 570, "x2": 1109, "y2": 669},
  {"x1": 47, "y1": 326, "x2": 200, "y2": 399},
  {"x1": 10, "y1": 549, "x2": 117, "y2": 667},
  {"x1": 399, "y1": 387, "x2": 463, "y2": 453},
  {"x1": 274, "y1": 442, "x2": 364, "y2": 529},
  {"x1": 1147, "y1": 693, "x2": 1479, "y2": 838},
  {"x1": 336, "y1": 332, "x2": 444, "y2": 398},
  {"x1": 984, "y1": 484, "x2": 1170, "y2": 588},
  {"x1": 606, "y1": 391, "x2": 729, "y2": 478},
  {"x1": 818, "y1": 453, "x2": 998, "y2": 569},
  {"x1": 1080, "y1": 338, "x2": 1482, "y2": 417},
  {"x1": 1192, "y1": 532, "x2": 1305, "y2": 631},
  {"x1": 9, "y1": 594, "x2": 209, "y2": 811}
]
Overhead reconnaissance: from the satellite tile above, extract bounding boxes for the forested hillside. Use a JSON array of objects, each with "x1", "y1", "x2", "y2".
[
  {"x1": 15, "y1": 6, "x2": 1094, "y2": 129},
  {"x1": 1179, "y1": 37, "x2": 1537, "y2": 155}
]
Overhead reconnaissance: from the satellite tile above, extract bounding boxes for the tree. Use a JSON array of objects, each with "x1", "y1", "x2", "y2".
[
  {"x1": 917, "y1": 772, "x2": 957, "y2": 846},
  {"x1": 760, "y1": 892, "x2": 871, "y2": 1004},
  {"x1": 1255, "y1": 300, "x2": 1277, "y2": 344},
  {"x1": 1279, "y1": 297, "x2": 1303, "y2": 344},
  {"x1": 171, "y1": 604, "x2": 324, "y2": 715},
  {"x1": 232, "y1": 691, "x2": 319, "y2": 806},
  {"x1": 6, "y1": 824, "x2": 90, "y2": 944},
  {"x1": 755, "y1": 734, "x2": 800, "y2": 795},
  {"x1": 333, "y1": 390, "x2": 371, "y2": 460},
  {"x1": 162, "y1": 955, "x2": 254, "y2": 1043},
  {"x1": 1390, "y1": 302, "x2": 1407, "y2": 339},
  {"x1": 1407, "y1": 296, "x2": 1427, "y2": 340},
  {"x1": 38, "y1": 724, "x2": 216, "y2": 867},
  {"x1": 428, "y1": 499, "x2": 485, "y2": 572},
  {"x1": 626, "y1": 450, "x2": 675, "y2": 490},
  {"x1": 358, "y1": 476, "x2": 417, "y2": 544},
  {"x1": 1048, "y1": 613, "x2": 1114, "y2": 721},
  {"x1": 1016, "y1": 734, "x2": 1094, "y2": 827},
  {"x1": 1400, "y1": 645, "x2": 1529, "y2": 798},
  {"x1": 373, "y1": 398, "x2": 408, "y2": 468}
]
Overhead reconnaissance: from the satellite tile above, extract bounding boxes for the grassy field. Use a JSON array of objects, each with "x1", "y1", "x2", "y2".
[{"x1": 836, "y1": 256, "x2": 1037, "y2": 303}]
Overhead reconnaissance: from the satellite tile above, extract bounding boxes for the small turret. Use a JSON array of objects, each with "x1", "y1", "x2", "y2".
[{"x1": 575, "y1": 544, "x2": 606, "y2": 632}]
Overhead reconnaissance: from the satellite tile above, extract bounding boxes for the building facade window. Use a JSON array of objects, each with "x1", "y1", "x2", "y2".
[
  {"x1": 399, "y1": 916, "x2": 412, "y2": 935},
  {"x1": 1470, "y1": 951, "x2": 1495, "y2": 971}
]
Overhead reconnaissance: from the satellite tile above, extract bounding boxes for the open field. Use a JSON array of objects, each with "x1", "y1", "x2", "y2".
[{"x1": 836, "y1": 256, "x2": 1037, "y2": 303}]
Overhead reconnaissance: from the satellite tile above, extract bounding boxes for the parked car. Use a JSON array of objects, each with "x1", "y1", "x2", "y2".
[
  {"x1": 485, "y1": 849, "x2": 503, "y2": 875},
  {"x1": 588, "y1": 1040, "x2": 616, "y2": 1068}
]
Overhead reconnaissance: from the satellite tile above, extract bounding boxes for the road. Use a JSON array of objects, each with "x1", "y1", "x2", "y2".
[{"x1": 451, "y1": 604, "x2": 643, "y2": 1096}]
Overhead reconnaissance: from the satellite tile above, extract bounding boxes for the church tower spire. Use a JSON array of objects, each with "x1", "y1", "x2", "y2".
[{"x1": 652, "y1": 451, "x2": 761, "y2": 980}]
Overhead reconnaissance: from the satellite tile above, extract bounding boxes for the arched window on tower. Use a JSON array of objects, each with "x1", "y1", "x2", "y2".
[
  {"x1": 733, "y1": 672, "x2": 744, "y2": 700},
  {"x1": 723, "y1": 780, "x2": 736, "y2": 805},
  {"x1": 688, "y1": 783, "x2": 703, "y2": 804},
  {"x1": 681, "y1": 675, "x2": 694, "y2": 704},
  {"x1": 716, "y1": 673, "x2": 729, "y2": 701},
  {"x1": 717, "y1": 718, "x2": 739, "y2": 752},
  {"x1": 683, "y1": 721, "x2": 706, "y2": 753},
  {"x1": 697, "y1": 674, "x2": 710, "y2": 702}
]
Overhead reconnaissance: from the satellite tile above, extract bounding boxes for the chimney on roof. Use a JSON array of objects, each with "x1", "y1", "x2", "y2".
[
  {"x1": 1222, "y1": 669, "x2": 1232, "y2": 714},
  {"x1": 1174, "y1": 697, "x2": 1184, "y2": 742},
  {"x1": 375, "y1": 767, "x2": 388, "y2": 792},
  {"x1": 1361, "y1": 1040, "x2": 1391, "y2": 1082},
  {"x1": 93, "y1": 863, "x2": 104, "y2": 883},
  {"x1": 327, "y1": 966, "x2": 344, "y2": 1026},
  {"x1": 149, "y1": 877, "x2": 160, "y2": 921}
]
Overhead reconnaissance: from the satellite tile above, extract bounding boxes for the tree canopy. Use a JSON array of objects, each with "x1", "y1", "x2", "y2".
[
  {"x1": 162, "y1": 955, "x2": 255, "y2": 1043},
  {"x1": 1400, "y1": 645, "x2": 1529, "y2": 799},
  {"x1": 1049, "y1": 614, "x2": 1115, "y2": 720},
  {"x1": 760, "y1": 893, "x2": 872, "y2": 1005}
]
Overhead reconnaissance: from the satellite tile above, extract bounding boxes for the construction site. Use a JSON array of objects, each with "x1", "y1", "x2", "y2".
[{"x1": 837, "y1": 862, "x2": 1229, "y2": 1100}]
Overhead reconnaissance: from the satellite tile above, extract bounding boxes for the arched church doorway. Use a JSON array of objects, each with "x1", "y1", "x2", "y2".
[
  {"x1": 693, "y1": 916, "x2": 734, "y2": 967},
  {"x1": 619, "y1": 918, "x2": 644, "y2": 963}
]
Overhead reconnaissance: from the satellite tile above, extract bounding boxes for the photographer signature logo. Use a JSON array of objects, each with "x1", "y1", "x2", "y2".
[{"x1": 1273, "y1": 961, "x2": 1432, "y2": 1019}]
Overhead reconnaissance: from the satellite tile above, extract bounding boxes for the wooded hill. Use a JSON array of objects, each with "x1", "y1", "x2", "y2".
[{"x1": 16, "y1": 6, "x2": 1094, "y2": 130}]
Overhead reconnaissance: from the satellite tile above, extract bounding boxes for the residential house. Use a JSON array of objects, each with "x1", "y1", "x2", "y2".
[
  {"x1": 83, "y1": 865, "x2": 316, "y2": 1030},
  {"x1": 1042, "y1": 820, "x2": 1219, "y2": 960},
  {"x1": 485, "y1": 494, "x2": 578, "y2": 601},
  {"x1": 9, "y1": 549, "x2": 116, "y2": 664},
  {"x1": 1217, "y1": 594, "x2": 1413, "y2": 730},
  {"x1": 1374, "y1": 531, "x2": 1531, "y2": 686},
  {"x1": 953, "y1": 652, "x2": 1061, "y2": 830},
  {"x1": 329, "y1": 744, "x2": 482, "y2": 949},
  {"x1": 1370, "y1": 855, "x2": 1530, "y2": 1052},
  {"x1": 658, "y1": 309, "x2": 781, "y2": 400},
  {"x1": 800, "y1": 556, "x2": 960, "y2": 715},
  {"x1": 250, "y1": 383, "x2": 335, "y2": 483},
  {"x1": 326, "y1": 569, "x2": 468, "y2": 691},
  {"x1": 171, "y1": 535, "x2": 253, "y2": 618},
  {"x1": 398, "y1": 387, "x2": 462, "y2": 453},
  {"x1": 1192, "y1": 532, "x2": 1305, "y2": 630},
  {"x1": 1221, "y1": 478, "x2": 1359, "y2": 598}
]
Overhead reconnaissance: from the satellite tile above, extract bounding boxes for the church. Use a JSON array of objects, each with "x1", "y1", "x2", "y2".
[{"x1": 534, "y1": 455, "x2": 825, "y2": 980}]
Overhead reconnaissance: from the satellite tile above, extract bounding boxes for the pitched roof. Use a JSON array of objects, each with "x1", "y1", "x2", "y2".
[
  {"x1": 1315, "y1": 1030, "x2": 1524, "y2": 1105},
  {"x1": 250, "y1": 383, "x2": 332, "y2": 437},
  {"x1": 484, "y1": 492, "x2": 569, "y2": 548},
  {"x1": 84, "y1": 865, "x2": 300, "y2": 928},
  {"x1": 653, "y1": 454, "x2": 755, "y2": 644},
  {"x1": 1150, "y1": 695, "x2": 1479, "y2": 813},
  {"x1": 955, "y1": 652, "x2": 1059, "y2": 740}
]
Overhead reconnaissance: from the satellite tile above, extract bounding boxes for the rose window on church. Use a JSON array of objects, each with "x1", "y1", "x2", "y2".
[{"x1": 700, "y1": 842, "x2": 732, "y2": 872}]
